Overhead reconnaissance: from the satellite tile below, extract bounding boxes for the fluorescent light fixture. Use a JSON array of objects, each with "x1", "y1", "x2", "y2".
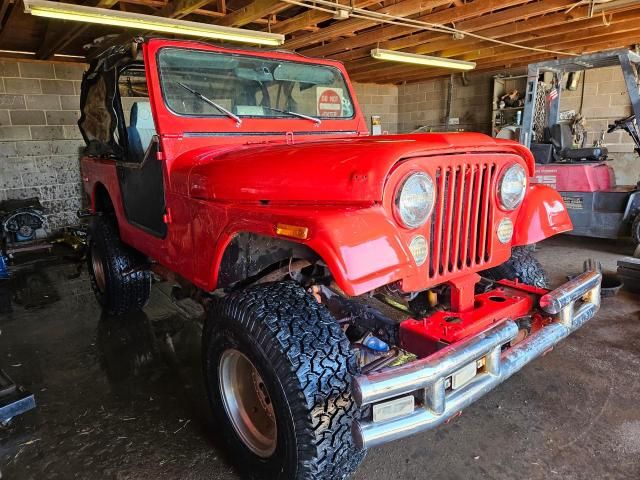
[
  {"x1": 370, "y1": 48, "x2": 476, "y2": 71},
  {"x1": 24, "y1": 0, "x2": 284, "y2": 46},
  {"x1": 592, "y1": 0, "x2": 638, "y2": 13},
  {"x1": 54, "y1": 53, "x2": 86, "y2": 59},
  {"x1": 0, "y1": 49, "x2": 36, "y2": 55}
]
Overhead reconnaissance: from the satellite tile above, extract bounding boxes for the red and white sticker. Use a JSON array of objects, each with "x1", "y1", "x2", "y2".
[{"x1": 317, "y1": 87, "x2": 343, "y2": 117}]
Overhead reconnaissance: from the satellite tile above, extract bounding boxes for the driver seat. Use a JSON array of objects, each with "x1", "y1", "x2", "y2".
[
  {"x1": 127, "y1": 102, "x2": 156, "y2": 162},
  {"x1": 547, "y1": 123, "x2": 607, "y2": 162}
]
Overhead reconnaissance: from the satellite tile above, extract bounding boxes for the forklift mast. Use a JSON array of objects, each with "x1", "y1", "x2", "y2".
[{"x1": 520, "y1": 49, "x2": 640, "y2": 148}]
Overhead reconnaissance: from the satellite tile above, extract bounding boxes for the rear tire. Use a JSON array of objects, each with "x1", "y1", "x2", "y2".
[
  {"x1": 87, "y1": 216, "x2": 151, "y2": 315},
  {"x1": 203, "y1": 282, "x2": 365, "y2": 480},
  {"x1": 482, "y1": 245, "x2": 549, "y2": 288}
]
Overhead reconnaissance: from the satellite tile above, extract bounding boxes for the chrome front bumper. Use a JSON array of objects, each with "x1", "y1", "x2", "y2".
[{"x1": 352, "y1": 270, "x2": 602, "y2": 450}]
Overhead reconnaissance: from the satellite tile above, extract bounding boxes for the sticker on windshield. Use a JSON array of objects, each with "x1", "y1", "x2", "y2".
[{"x1": 317, "y1": 87, "x2": 343, "y2": 117}]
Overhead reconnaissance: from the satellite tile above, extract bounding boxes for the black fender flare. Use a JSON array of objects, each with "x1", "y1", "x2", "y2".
[{"x1": 217, "y1": 232, "x2": 319, "y2": 288}]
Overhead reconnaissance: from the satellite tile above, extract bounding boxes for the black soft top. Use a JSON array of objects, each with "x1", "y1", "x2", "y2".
[{"x1": 77, "y1": 38, "x2": 143, "y2": 157}]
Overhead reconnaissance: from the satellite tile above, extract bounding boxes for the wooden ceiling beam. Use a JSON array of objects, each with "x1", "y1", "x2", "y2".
[
  {"x1": 0, "y1": 0, "x2": 13, "y2": 30},
  {"x1": 382, "y1": 6, "x2": 639, "y2": 75},
  {"x1": 355, "y1": 29, "x2": 640, "y2": 84},
  {"x1": 439, "y1": 8, "x2": 618, "y2": 57},
  {"x1": 298, "y1": 0, "x2": 536, "y2": 58},
  {"x1": 440, "y1": 19, "x2": 640, "y2": 67},
  {"x1": 331, "y1": 0, "x2": 584, "y2": 64},
  {"x1": 284, "y1": 0, "x2": 452, "y2": 51},
  {"x1": 0, "y1": 0, "x2": 19, "y2": 44},
  {"x1": 158, "y1": 0, "x2": 218, "y2": 18},
  {"x1": 36, "y1": 0, "x2": 120, "y2": 59},
  {"x1": 356, "y1": 30, "x2": 640, "y2": 83},
  {"x1": 347, "y1": 2, "x2": 624, "y2": 76},
  {"x1": 269, "y1": 0, "x2": 380, "y2": 34},
  {"x1": 216, "y1": 0, "x2": 283, "y2": 27},
  {"x1": 453, "y1": 16, "x2": 640, "y2": 61},
  {"x1": 413, "y1": 0, "x2": 585, "y2": 54},
  {"x1": 114, "y1": 0, "x2": 285, "y2": 25}
]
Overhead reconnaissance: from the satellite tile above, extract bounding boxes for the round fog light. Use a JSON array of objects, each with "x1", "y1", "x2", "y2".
[
  {"x1": 497, "y1": 218, "x2": 514, "y2": 244},
  {"x1": 409, "y1": 235, "x2": 428, "y2": 266}
]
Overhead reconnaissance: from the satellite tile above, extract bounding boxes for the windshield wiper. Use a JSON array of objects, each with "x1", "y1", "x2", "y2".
[
  {"x1": 263, "y1": 106, "x2": 322, "y2": 125},
  {"x1": 177, "y1": 82, "x2": 242, "y2": 127}
]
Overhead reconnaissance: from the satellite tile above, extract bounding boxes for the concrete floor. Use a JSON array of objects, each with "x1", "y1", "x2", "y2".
[{"x1": 0, "y1": 235, "x2": 639, "y2": 480}]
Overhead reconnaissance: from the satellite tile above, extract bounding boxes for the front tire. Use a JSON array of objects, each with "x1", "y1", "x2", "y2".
[
  {"x1": 87, "y1": 216, "x2": 151, "y2": 315},
  {"x1": 203, "y1": 282, "x2": 364, "y2": 480},
  {"x1": 482, "y1": 245, "x2": 549, "y2": 288}
]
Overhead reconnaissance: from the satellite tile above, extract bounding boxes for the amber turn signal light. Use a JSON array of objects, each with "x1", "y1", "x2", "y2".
[{"x1": 276, "y1": 223, "x2": 309, "y2": 240}]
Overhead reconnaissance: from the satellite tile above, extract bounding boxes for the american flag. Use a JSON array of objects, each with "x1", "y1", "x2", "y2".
[{"x1": 547, "y1": 87, "x2": 558, "y2": 102}]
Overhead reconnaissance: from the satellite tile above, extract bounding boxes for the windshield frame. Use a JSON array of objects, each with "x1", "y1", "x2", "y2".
[{"x1": 156, "y1": 46, "x2": 356, "y2": 122}]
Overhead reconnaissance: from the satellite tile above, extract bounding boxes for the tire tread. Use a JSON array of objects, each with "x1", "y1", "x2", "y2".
[
  {"x1": 205, "y1": 282, "x2": 364, "y2": 480},
  {"x1": 87, "y1": 216, "x2": 151, "y2": 315},
  {"x1": 482, "y1": 245, "x2": 549, "y2": 288}
]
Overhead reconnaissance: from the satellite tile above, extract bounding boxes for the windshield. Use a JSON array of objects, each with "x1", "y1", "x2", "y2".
[{"x1": 157, "y1": 48, "x2": 355, "y2": 120}]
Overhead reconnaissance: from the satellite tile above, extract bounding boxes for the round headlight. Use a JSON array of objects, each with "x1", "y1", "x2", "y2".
[
  {"x1": 498, "y1": 164, "x2": 527, "y2": 210},
  {"x1": 395, "y1": 172, "x2": 435, "y2": 228}
]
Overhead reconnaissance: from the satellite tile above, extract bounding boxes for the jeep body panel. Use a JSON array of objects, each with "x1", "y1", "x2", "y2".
[
  {"x1": 81, "y1": 38, "x2": 573, "y2": 296},
  {"x1": 79, "y1": 39, "x2": 603, "y2": 467},
  {"x1": 185, "y1": 134, "x2": 533, "y2": 202}
]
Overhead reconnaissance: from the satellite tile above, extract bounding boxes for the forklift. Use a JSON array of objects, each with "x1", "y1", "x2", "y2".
[{"x1": 520, "y1": 49, "x2": 640, "y2": 246}]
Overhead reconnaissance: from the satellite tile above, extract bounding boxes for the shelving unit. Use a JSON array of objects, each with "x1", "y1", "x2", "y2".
[{"x1": 491, "y1": 74, "x2": 527, "y2": 139}]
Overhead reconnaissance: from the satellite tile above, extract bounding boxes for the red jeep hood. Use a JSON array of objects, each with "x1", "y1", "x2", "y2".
[{"x1": 187, "y1": 133, "x2": 533, "y2": 203}]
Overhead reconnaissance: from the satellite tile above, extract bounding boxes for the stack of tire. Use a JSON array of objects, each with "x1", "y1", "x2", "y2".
[{"x1": 617, "y1": 256, "x2": 640, "y2": 294}]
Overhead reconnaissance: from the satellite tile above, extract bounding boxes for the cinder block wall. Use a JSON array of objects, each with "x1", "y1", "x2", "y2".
[
  {"x1": 397, "y1": 72, "x2": 493, "y2": 134},
  {"x1": 0, "y1": 59, "x2": 85, "y2": 230},
  {"x1": 560, "y1": 66, "x2": 636, "y2": 185},
  {"x1": 353, "y1": 82, "x2": 399, "y2": 134},
  {"x1": 398, "y1": 67, "x2": 638, "y2": 186}
]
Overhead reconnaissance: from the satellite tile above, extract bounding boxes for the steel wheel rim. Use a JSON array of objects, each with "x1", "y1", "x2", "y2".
[
  {"x1": 218, "y1": 349, "x2": 277, "y2": 458},
  {"x1": 91, "y1": 244, "x2": 107, "y2": 294}
]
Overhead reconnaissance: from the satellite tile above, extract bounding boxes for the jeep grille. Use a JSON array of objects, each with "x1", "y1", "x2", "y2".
[{"x1": 429, "y1": 162, "x2": 497, "y2": 279}]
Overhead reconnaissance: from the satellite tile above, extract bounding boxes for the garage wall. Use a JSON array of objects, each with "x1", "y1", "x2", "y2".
[
  {"x1": 560, "y1": 66, "x2": 637, "y2": 185},
  {"x1": 0, "y1": 59, "x2": 85, "y2": 230},
  {"x1": 353, "y1": 82, "x2": 398, "y2": 134},
  {"x1": 397, "y1": 72, "x2": 493, "y2": 134},
  {"x1": 397, "y1": 67, "x2": 639, "y2": 186}
]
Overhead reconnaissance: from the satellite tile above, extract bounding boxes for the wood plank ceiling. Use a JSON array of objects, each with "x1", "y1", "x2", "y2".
[{"x1": 0, "y1": 0, "x2": 639, "y2": 83}]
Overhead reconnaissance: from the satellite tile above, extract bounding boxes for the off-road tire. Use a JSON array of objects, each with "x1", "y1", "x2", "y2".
[
  {"x1": 632, "y1": 214, "x2": 640, "y2": 246},
  {"x1": 202, "y1": 281, "x2": 365, "y2": 480},
  {"x1": 482, "y1": 245, "x2": 549, "y2": 288},
  {"x1": 87, "y1": 216, "x2": 151, "y2": 315}
]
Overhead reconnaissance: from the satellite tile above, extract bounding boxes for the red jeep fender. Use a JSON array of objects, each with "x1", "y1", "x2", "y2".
[
  {"x1": 204, "y1": 187, "x2": 571, "y2": 296},
  {"x1": 512, "y1": 184, "x2": 573, "y2": 246},
  {"x1": 202, "y1": 203, "x2": 415, "y2": 297}
]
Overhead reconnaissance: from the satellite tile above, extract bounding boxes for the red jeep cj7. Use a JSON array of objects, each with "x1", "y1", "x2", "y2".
[{"x1": 80, "y1": 38, "x2": 602, "y2": 479}]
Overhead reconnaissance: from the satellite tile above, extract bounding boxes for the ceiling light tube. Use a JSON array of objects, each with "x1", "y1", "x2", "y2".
[
  {"x1": 0, "y1": 49, "x2": 36, "y2": 55},
  {"x1": 24, "y1": 0, "x2": 284, "y2": 46},
  {"x1": 54, "y1": 53, "x2": 86, "y2": 59},
  {"x1": 370, "y1": 48, "x2": 476, "y2": 71}
]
